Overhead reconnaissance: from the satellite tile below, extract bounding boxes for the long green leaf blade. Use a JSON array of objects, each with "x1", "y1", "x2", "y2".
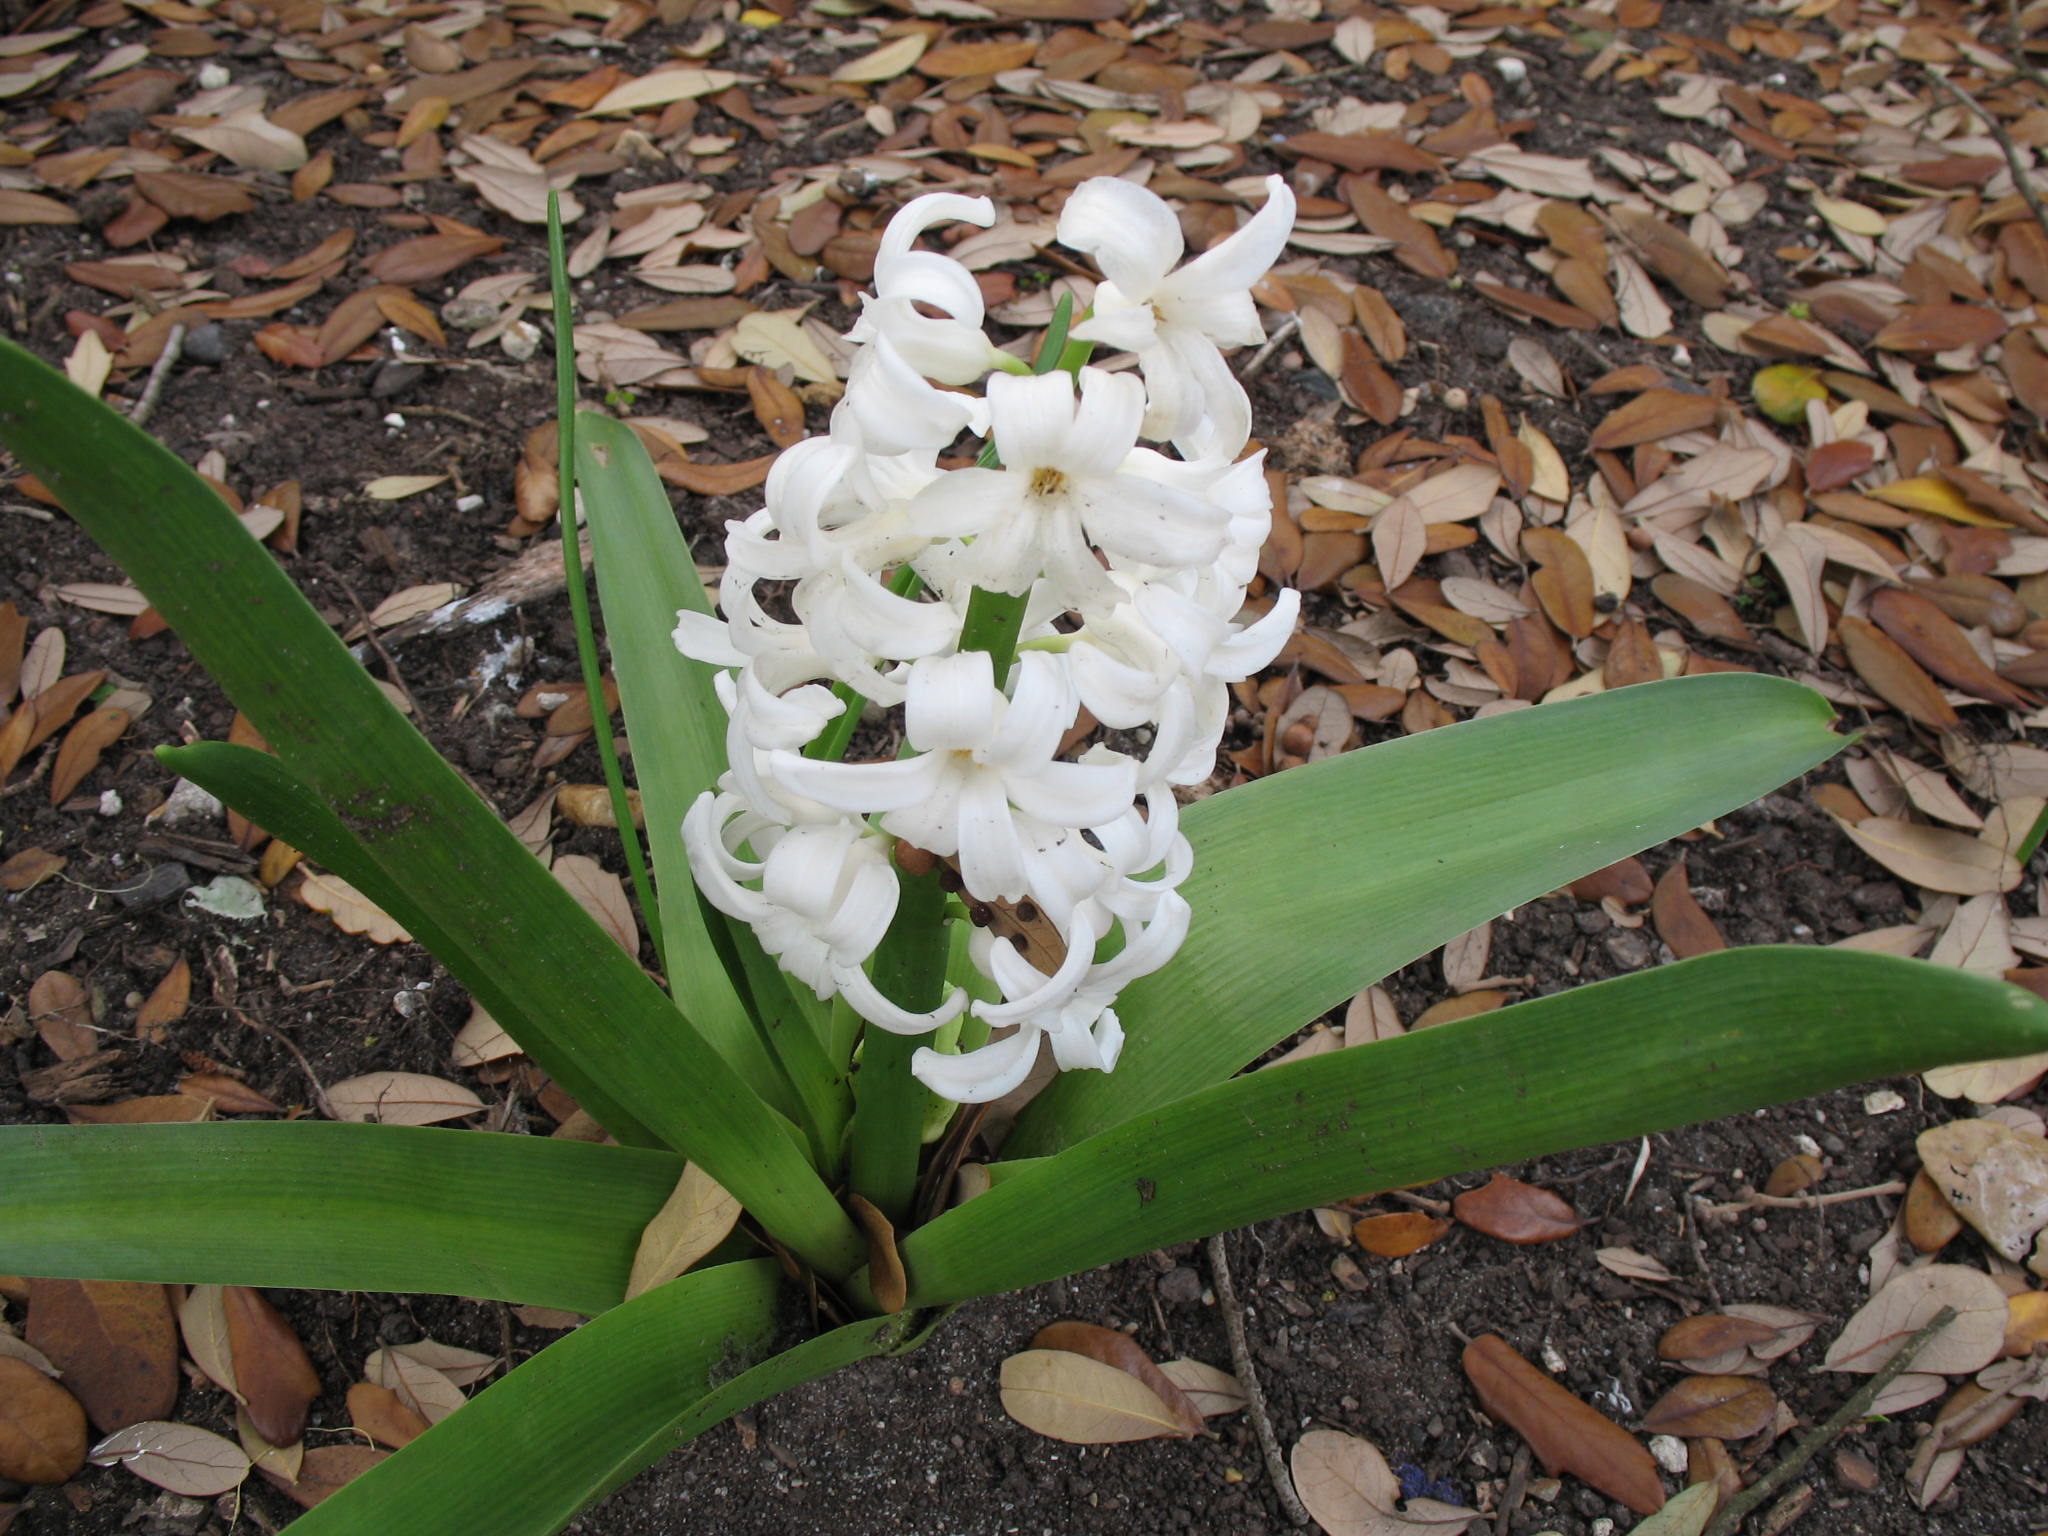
[
  {"x1": 1008, "y1": 674, "x2": 1843, "y2": 1157},
  {"x1": 0, "y1": 1123, "x2": 679, "y2": 1315},
  {"x1": 287, "y1": 1260, "x2": 911, "y2": 1536},
  {"x1": 0, "y1": 338, "x2": 862, "y2": 1277},
  {"x1": 574, "y1": 414, "x2": 792, "y2": 1101},
  {"x1": 908, "y1": 948, "x2": 2048, "y2": 1306}
]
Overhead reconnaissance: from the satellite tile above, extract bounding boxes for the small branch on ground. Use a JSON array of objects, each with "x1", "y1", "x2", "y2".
[
  {"x1": 1914, "y1": 61, "x2": 2048, "y2": 246},
  {"x1": 1699, "y1": 1305, "x2": 1957, "y2": 1536},
  {"x1": 1696, "y1": 1179, "x2": 1905, "y2": 1218},
  {"x1": 1236, "y1": 313, "x2": 1301, "y2": 384},
  {"x1": 229, "y1": 1004, "x2": 338, "y2": 1122},
  {"x1": 128, "y1": 322, "x2": 185, "y2": 429},
  {"x1": 1207, "y1": 1231, "x2": 1311, "y2": 1529}
]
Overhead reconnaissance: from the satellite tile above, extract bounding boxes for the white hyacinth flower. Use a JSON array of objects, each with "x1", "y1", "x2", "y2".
[
  {"x1": 677, "y1": 174, "x2": 1297, "y2": 1102},
  {"x1": 1056, "y1": 174, "x2": 1297, "y2": 458}
]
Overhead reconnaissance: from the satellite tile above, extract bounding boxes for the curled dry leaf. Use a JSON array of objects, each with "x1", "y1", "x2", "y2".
[
  {"x1": 298, "y1": 869, "x2": 412, "y2": 944},
  {"x1": 999, "y1": 1349, "x2": 1194, "y2": 1445},
  {"x1": 1290, "y1": 1429, "x2": 1481, "y2": 1536},
  {"x1": 1031, "y1": 1323, "x2": 1203, "y2": 1437},
  {"x1": 1764, "y1": 1153, "x2": 1825, "y2": 1197},
  {"x1": 1452, "y1": 1173, "x2": 1585, "y2": 1244},
  {"x1": 553, "y1": 853, "x2": 636, "y2": 954},
  {"x1": 0, "y1": 1355, "x2": 86, "y2": 1485},
  {"x1": 625, "y1": 1162, "x2": 743, "y2": 1300},
  {"x1": 1594, "y1": 1247, "x2": 1675, "y2": 1283},
  {"x1": 25, "y1": 1279, "x2": 178, "y2": 1433},
  {"x1": 1639, "y1": 1375, "x2": 1776, "y2": 1440},
  {"x1": 325, "y1": 1071, "x2": 485, "y2": 1127},
  {"x1": 1916, "y1": 1120, "x2": 2048, "y2": 1263},
  {"x1": 1461, "y1": 1333, "x2": 1665, "y2": 1515},
  {"x1": 88, "y1": 1421, "x2": 250, "y2": 1497},
  {"x1": 1625, "y1": 1481, "x2": 1718, "y2": 1536},
  {"x1": 1821, "y1": 1264, "x2": 2008, "y2": 1375},
  {"x1": 847, "y1": 1194, "x2": 907, "y2": 1316}
]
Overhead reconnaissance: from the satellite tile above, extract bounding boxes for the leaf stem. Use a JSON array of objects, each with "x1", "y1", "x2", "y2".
[
  {"x1": 548, "y1": 192, "x2": 666, "y2": 978},
  {"x1": 959, "y1": 586, "x2": 1030, "y2": 689},
  {"x1": 847, "y1": 858, "x2": 951, "y2": 1228}
]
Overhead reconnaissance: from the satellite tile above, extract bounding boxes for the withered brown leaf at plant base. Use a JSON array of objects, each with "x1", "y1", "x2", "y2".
[
  {"x1": 1805, "y1": 439, "x2": 1874, "y2": 493},
  {"x1": 1871, "y1": 304, "x2": 2007, "y2": 355},
  {"x1": 324, "y1": 1071, "x2": 484, "y2": 1126},
  {"x1": 626, "y1": 1162, "x2": 743, "y2": 1300},
  {"x1": 223, "y1": 1287, "x2": 320, "y2": 1447},
  {"x1": 0, "y1": 1356, "x2": 86, "y2": 1485},
  {"x1": 27, "y1": 970, "x2": 94, "y2": 1060},
  {"x1": 1836, "y1": 616, "x2": 1960, "y2": 732},
  {"x1": 1461, "y1": 1334, "x2": 1665, "y2": 1515},
  {"x1": 1640, "y1": 1376, "x2": 1776, "y2": 1441},
  {"x1": 1651, "y1": 859, "x2": 1725, "y2": 959},
  {"x1": 1452, "y1": 1173, "x2": 1585, "y2": 1244},
  {"x1": 24, "y1": 1279, "x2": 178, "y2": 1433},
  {"x1": 1030, "y1": 1322, "x2": 1204, "y2": 1437},
  {"x1": 1868, "y1": 588, "x2": 2035, "y2": 710},
  {"x1": 1352, "y1": 1211, "x2": 1452, "y2": 1258},
  {"x1": 1603, "y1": 617, "x2": 1664, "y2": 689}
]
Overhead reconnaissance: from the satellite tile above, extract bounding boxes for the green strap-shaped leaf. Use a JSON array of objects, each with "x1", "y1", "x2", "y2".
[
  {"x1": 1008, "y1": 674, "x2": 1844, "y2": 1158},
  {"x1": 575, "y1": 413, "x2": 807, "y2": 1113},
  {"x1": 287, "y1": 1259, "x2": 911, "y2": 1536},
  {"x1": 0, "y1": 1123, "x2": 679, "y2": 1315},
  {"x1": 904, "y1": 947, "x2": 2048, "y2": 1306},
  {"x1": 0, "y1": 337, "x2": 862, "y2": 1279}
]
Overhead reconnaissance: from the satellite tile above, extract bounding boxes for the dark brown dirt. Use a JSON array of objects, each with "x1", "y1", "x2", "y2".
[{"x1": 5, "y1": 0, "x2": 2048, "y2": 1532}]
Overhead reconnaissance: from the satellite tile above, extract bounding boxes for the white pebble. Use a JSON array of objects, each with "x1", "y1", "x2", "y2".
[
  {"x1": 197, "y1": 63, "x2": 231, "y2": 90},
  {"x1": 98, "y1": 789, "x2": 123, "y2": 816},
  {"x1": 1649, "y1": 1435, "x2": 1688, "y2": 1474},
  {"x1": 1494, "y1": 56, "x2": 1527, "y2": 85}
]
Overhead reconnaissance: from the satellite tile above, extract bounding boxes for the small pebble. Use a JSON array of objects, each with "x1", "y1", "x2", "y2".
[
  {"x1": 181, "y1": 322, "x2": 226, "y2": 366},
  {"x1": 108, "y1": 862, "x2": 191, "y2": 910},
  {"x1": 1649, "y1": 1435, "x2": 1686, "y2": 1474},
  {"x1": 1157, "y1": 1266, "x2": 1203, "y2": 1304},
  {"x1": 197, "y1": 62, "x2": 231, "y2": 89},
  {"x1": 370, "y1": 359, "x2": 424, "y2": 399}
]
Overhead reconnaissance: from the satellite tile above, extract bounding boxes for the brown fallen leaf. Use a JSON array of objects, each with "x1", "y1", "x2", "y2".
[
  {"x1": 1520, "y1": 527, "x2": 1597, "y2": 638},
  {"x1": 1763, "y1": 1153, "x2": 1825, "y2": 1197},
  {"x1": 1821, "y1": 1264, "x2": 2008, "y2": 1375},
  {"x1": 1031, "y1": 1322, "x2": 1204, "y2": 1437},
  {"x1": 1836, "y1": 617, "x2": 1960, "y2": 733},
  {"x1": 1640, "y1": 1376, "x2": 1776, "y2": 1440},
  {"x1": 1353, "y1": 1211, "x2": 1452, "y2": 1258},
  {"x1": 1290, "y1": 1429, "x2": 1482, "y2": 1534},
  {"x1": 1588, "y1": 389, "x2": 1720, "y2": 450},
  {"x1": 1872, "y1": 303, "x2": 2006, "y2": 355},
  {"x1": 24, "y1": 1279, "x2": 178, "y2": 1433},
  {"x1": 626, "y1": 1162, "x2": 743, "y2": 1300},
  {"x1": 1452, "y1": 1173, "x2": 1584, "y2": 1244},
  {"x1": 0, "y1": 1356, "x2": 86, "y2": 1484},
  {"x1": 1603, "y1": 618, "x2": 1664, "y2": 689},
  {"x1": 134, "y1": 957, "x2": 190, "y2": 1034},
  {"x1": 1916, "y1": 1120, "x2": 2048, "y2": 1263},
  {"x1": 1657, "y1": 1315, "x2": 1784, "y2": 1363},
  {"x1": 1868, "y1": 588, "x2": 2034, "y2": 710},
  {"x1": 1567, "y1": 857, "x2": 1654, "y2": 905},
  {"x1": 1604, "y1": 206, "x2": 1733, "y2": 307},
  {"x1": 1903, "y1": 1166, "x2": 1965, "y2": 1254},
  {"x1": 224, "y1": 1287, "x2": 321, "y2": 1447},
  {"x1": 88, "y1": 1420, "x2": 250, "y2": 1498},
  {"x1": 262, "y1": 1444, "x2": 389, "y2": 1508},
  {"x1": 999, "y1": 1349, "x2": 1194, "y2": 1444},
  {"x1": 1461, "y1": 1333, "x2": 1665, "y2": 1515},
  {"x1": 0, "y1": 847, "x2": 65, "y2": 893},
  {"x1": 1832, "y1": 815, "x2": 2021, "y2": 896},
  {"x1": 28, "y1": 970, "x2": 95, "y2": 1060},
  {"x1": 1806, "y1": 439, "x2": 1874, "y2": 492},
  {"x1": 347, "y1": 1382, "x2": 431, "y2": 1449},
  {"x1": 1651, "y1": 859, "x2": 1725, "y2": 959},
  {"x1": 1651, "y1": 574, "x2": 1754, "y2": 650}
]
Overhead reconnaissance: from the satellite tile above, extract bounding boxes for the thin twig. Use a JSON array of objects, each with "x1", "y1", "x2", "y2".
[
  {"x1": 1699, "y1": 1305, "x2": 1957, "y2": 1536},
  {"x1": 1236, "y1": 313, "x2": 1301, "y2": 384},
  {"x1": 229, "y1": 1005, "x2": 337, "y2": 1121},
  {"x1": 127, "y1": 322, "x2": 185, "y2": 429},
  {"x1": 2008, "y1": 0, "x2": 2048, "y2": 102},
  {"x1": 1697, "y1": 1179, "x2": 1904, "y2": 1218},
  {"x1": 1916, "y1": 62, "x2": 2048, "y2": 246},
  {"x1": 1206, "y1": 1231, "x2": 1311, "y2": 1529}
]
